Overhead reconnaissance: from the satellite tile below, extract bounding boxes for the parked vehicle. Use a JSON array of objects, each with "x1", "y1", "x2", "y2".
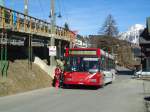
[{"x1": 133, "y1": 70, "x2": 150, "y2": 78}]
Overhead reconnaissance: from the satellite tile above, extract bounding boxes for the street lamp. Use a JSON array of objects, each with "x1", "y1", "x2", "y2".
[{"x1": 49, "y1": 12, "x2": 62, "y2": 18}]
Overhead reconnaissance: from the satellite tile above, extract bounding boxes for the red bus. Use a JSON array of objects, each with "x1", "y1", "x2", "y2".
[{"x1": 63, "y1": 48, "x2": 115, "y2": 87}]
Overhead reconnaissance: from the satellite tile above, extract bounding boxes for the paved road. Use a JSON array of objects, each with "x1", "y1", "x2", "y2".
[{"x1": 0, "y1": 75, "x2": 146, "y2": 112}]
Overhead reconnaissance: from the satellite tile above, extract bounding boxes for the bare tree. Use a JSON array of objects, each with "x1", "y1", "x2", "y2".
[{"x1": 99, "y1": 14, "x2": 119, "y2": 37}]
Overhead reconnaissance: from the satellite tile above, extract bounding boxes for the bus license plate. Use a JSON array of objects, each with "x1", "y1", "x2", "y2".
[{"x1": 78, "y1": 82, "x2": 84, "y2": 84}]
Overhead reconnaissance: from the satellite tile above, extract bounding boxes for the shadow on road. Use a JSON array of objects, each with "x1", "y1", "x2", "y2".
[
  {"x1": 117, "y1": 70, "x2": 134, "y2": 75},
  {"x1": 144, "y1": 96, "x2": 150, "y2": 112},
  {"x1": 63, "y1": 85, "x2": 102, "y2": 90}
]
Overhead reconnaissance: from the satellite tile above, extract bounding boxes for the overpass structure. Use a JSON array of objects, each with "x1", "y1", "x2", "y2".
[{"x1": 0, "y1": 5, "x2": 76, "y2": 77}]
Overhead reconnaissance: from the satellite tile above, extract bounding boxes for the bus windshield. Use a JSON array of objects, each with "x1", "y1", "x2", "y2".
[{"x1": 65, "y1": 57, "x2": 100, "y2": 72}]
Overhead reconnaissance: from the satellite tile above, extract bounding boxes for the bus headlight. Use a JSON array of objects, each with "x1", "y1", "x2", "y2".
[{"x1": 90, "y1": 79, "x2": 97, "y2": 82}]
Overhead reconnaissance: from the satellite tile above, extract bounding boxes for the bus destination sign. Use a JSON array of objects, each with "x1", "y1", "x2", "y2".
[{"x1": 69, "y1": 50, "x2": 97, "y2": 55}]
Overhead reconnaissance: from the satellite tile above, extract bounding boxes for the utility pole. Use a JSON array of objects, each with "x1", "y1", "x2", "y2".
[
  {"x1": 50, "y1": 0, "x2": 56, "y2": 65},
  {"x1": 50, "y1": 0, "x2": 56, "y2": 32},
  {"x1": 24, "y1": 0, "x2": 28, "y2": 15},
  {"x1": 24, "y1": 0, "x2": 33, "y2": 69}
]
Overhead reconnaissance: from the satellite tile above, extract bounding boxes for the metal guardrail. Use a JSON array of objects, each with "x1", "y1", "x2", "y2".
[{"x1": 0, "y1": 5, "x2": 75, "y2": 41}]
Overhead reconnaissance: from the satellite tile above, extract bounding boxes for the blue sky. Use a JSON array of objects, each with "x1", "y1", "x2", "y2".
[{"x1": 4, "y1": 0, "x2": 150, "y2": 35}]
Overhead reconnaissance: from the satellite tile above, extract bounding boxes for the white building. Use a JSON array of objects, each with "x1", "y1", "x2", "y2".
[{"x1": 75, "y1": 38, "x2": 88, "y2": 48}]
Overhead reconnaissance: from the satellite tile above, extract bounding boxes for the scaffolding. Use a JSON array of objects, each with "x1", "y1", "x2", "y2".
[{"x1": 0, "y1": 4, "x2": 76, "y2": 77}]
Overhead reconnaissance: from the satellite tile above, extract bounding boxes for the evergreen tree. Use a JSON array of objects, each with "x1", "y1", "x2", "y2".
[
  {"x1": 64, "y1": 22, "x2": 69, "y2": 30},
  {"x1": 99, "y1": 14, "x2": 119, "y2": 37}
]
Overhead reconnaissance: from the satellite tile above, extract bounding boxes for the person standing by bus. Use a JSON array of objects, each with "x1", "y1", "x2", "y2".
[
  {"x1": 54, "y1": 64, "x2": 62, "y2": 88},
  {"x1": 54, "y1": 58, "x2": 65, "y2": 88}
]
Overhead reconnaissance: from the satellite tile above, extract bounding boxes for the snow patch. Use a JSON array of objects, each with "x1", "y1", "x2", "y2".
[{"x1": 119, "y1": 24, "x2": 145, "y2": 44}]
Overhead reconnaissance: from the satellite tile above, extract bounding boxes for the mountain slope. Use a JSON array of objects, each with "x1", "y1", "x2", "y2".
[{"x1": 119, "y1": 24, "x2": 145, "y2": 44}]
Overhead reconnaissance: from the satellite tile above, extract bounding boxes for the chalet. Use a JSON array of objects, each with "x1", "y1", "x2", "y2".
[{"x1": 139, "y1": 17, "x2": 150, "y2": 71}]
